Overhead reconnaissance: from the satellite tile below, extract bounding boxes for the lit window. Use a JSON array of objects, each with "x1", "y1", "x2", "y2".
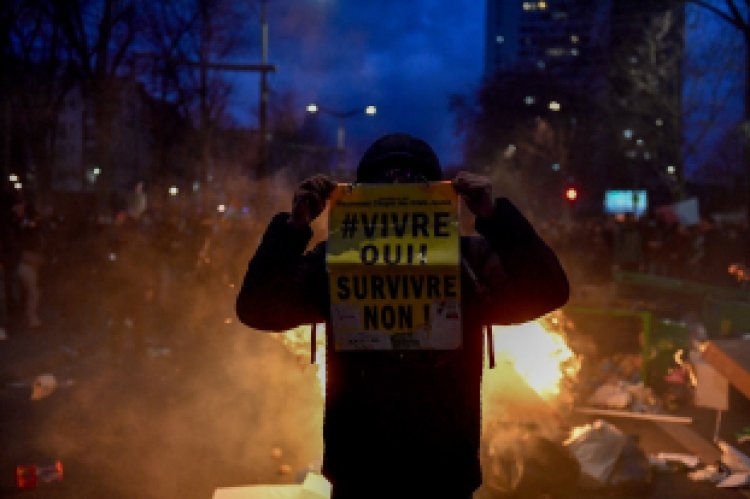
[
  {"x1": 655, "y1": 118, "x2": 664, "y2": 127},
  {"x1": 547, "y1": 47, "x2": 565, "y2": 57},
  {"x1": 548, "y1": 101, "x2": 561, "y2": 111},
  {"x1": 570, "y1": 47, "x2": 579, "y2": 56},
  {"x1": 523, "y1": 2, "x2": 535, "y2": 10},
  {"x1": 643, "y1": 151, "x2": 651, "y2": 160},
  {"x1": 625, "y1": 150, "x2": 637, "y2": 159},
  {"x1": 636, "y1": 138, "x2": 644, "y2": 146},
  {"x1": 623, "y1": 128, "x2": 634, "y2": 140},
  {"x1": 496, "y1": 35, "x2": 505, "y2": 43},
  {"x1": 538, "y1": 1, "x2": 547, "y2": 9},
  {"x1": 666, "y1": 165, "x2": 676, "y2": 175},
  {"x1": 524, "y1": 95, "x2": 536, "y2": 105},
  {"x1": 571, "y1": 34, "x2": 579, "y2": 43},
  {"x1": 551, "y1": 162, "x2": 561, "y2": 171}
]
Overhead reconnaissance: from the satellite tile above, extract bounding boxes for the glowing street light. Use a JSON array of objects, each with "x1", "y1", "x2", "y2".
[{"x1": 305, "y1": 102, "x2": 378, "y2": 174}]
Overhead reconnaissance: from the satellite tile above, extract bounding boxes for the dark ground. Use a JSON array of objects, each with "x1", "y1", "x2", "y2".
[{"x1": 2, "y1": 281, "x2": 750, "y2": 498}]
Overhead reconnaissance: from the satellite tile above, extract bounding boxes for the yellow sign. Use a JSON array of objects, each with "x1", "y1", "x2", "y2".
[{"x1": 327, "y1": 182, "x2": 461, "y2": 350}]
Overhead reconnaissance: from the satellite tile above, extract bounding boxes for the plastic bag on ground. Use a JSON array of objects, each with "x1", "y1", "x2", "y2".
[
  {"x1": 564, "y1": 419, "x2": 628, "y2": 486},
  {"x1": 608, "y1": 435, "x2": 652, "y2": 494},
  {"x1": 587, "y1": 383, "x2": 632, "y2": 410}
]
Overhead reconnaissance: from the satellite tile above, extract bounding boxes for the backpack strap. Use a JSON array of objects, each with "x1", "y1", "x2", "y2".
[{"x1": 461, "y1": 255, "x2": 495, "y2": 369}]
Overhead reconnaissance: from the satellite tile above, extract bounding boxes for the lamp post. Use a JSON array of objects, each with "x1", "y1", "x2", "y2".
[{"x1": 306, "y1": 103, "x2": 377, "y2": 176}]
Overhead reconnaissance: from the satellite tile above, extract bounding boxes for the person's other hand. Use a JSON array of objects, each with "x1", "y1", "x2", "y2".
[
  {"x1": 452, "y1": 171, "x2": 493, "y2": 218},
  {"x1": 289, "y1": 174, "x2": 336, "y2": 229}
]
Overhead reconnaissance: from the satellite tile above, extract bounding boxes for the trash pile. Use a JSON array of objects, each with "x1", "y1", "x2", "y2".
[
  {"x1": 480, "y1": 419, "x2": 653, "y2": 497},
  {"x1": 667, "y1": 440, "x2": 750, "y2": 489},
  {"x1": 564, "y1": 419, "x2": 652, "y2": 493}
]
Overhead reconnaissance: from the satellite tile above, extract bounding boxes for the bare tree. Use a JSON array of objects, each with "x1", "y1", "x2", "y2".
[
  {"x1": 1, "y1": 0, "x2": 69, "y2": 193},
  {"x1": 54, "y1": 0, "x2": 138, "y2": 203},
  {"x1": 687, "y1": 0, "x2": 750, "y2": 216}
]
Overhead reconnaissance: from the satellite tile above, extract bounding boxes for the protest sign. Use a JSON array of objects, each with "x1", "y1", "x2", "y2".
[{"x1": 327, "y1": 182, "x2": 461, "y2": 351}]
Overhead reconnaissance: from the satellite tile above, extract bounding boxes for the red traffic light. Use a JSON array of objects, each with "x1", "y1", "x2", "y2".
[{"x1": 564, "y1": 186, "x2": 578, "y2": 202}]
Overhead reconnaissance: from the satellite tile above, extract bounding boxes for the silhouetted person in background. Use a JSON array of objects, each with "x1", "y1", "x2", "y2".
[{"x1": 236, "y1": 133, "x2": 569, "y2": 499}]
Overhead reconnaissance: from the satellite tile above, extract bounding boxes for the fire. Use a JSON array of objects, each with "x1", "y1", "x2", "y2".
[
  {"x1": 487, "y1": 316, "x2": 579, "y2": 400},
  {"x1": 275, "y1": 315, "x2": 579, "y2": 406},
  {"x1": 277, "y1": 324, "x2": 327, "y2": 397}
]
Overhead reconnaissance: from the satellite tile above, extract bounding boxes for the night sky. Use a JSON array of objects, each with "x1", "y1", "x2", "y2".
[
  {"x1": 228, "y1": 1, "x2": 745, "y2": 180},
  {"x1": 231, "y1": 0, "x2": 484, "y2": 172}
]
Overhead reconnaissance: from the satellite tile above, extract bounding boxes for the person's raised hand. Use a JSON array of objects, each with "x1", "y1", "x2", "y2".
[
  {"x1": 452, "y1": 171, "x2": 493, "y2": 219},
  {"x1": 288, "y1": 174, "x2": 336, "y2": 229}
]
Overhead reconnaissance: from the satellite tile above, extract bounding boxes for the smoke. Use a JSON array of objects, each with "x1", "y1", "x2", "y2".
[{"x1": 24, "y1": 171, "x2": 327, "y2": 498}]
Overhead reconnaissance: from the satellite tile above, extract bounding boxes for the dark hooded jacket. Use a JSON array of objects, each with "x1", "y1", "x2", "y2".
[{"x1": 236, "y1": 196, "x2": 568, "y2": 496}]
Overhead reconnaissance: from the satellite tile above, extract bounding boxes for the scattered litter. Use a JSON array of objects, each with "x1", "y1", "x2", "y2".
[
  {"x1": 717, "y1": 472, "x2": 750, "y2": 488},
  {"x1": 588, "y1": 382, "x2": 631, "y2": 409},
  {"x1": 685, "y1": 441, "x2": 750, "y2": 489},
  {"x1": 586, "y1": 381, "x2": 660, "y2": 413},
  {"x1": 564, "y1": 419, "x2": 627, "y2": 486},
  {"x1": 300, "y1": 472, "x2": 330, "y2": 497},
  {"x1": 31, "y1": 374, "x2": 57, "y2": 400},
  {"x1": 718, "y1": 440, "x2": 750, "y2": 473},
  {"x1": 688, "y1": 463, "x2": 730, "y2": 483},
  {"x1": 653, "y1": 452, "x2": 699, "y2": 469},
  {"x1": 16, "y1": 460, "x2": 64, "y2": 489}
]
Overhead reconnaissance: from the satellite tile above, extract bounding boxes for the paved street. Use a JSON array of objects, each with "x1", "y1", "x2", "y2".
[
  {"x1": 0, "y1": 316, "x2": 326, "y2": 499},
  {"x1": 3, "y1": 311, "x2": 750, "y2": 498}
]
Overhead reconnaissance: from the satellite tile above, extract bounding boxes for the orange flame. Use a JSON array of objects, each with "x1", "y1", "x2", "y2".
[
  {"x1": 276, "y1": 314, "x2": 579, "y2": 408},
  {"x1": 277, "y1": 324, "x2": 327, "y2": 398},
  {"x1": 488, "y1": 315, "x2": 579, "y2": 400}
]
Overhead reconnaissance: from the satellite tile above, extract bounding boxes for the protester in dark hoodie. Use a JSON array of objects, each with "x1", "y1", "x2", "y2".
[{"x1": 236, "y1": 133, "x2": 569, "y2": 499}]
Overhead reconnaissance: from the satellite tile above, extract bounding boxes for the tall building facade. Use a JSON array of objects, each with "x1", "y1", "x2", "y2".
[
  {"x1": 485, "y1": 0, "x2": 609, "y2": 88},
  {"x1": 484, "y1": 0, "x2": 686, "y2": 207}
]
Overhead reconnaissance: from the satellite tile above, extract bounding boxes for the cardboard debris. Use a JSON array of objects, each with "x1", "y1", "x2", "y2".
[
  {"x1": 212, "y1": 472, "x2": 330, "y2": 499},
  {"x1": 654, "y1": 452, "x2": 699, "y2": 469},
  {"x1": 31, "y1": 374, "x2": 57, "y2": 401}
]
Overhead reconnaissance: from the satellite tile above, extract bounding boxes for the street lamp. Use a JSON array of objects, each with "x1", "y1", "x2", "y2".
[{"x1": 306, "y1": 103, "x2": 377, "y2": 175}]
